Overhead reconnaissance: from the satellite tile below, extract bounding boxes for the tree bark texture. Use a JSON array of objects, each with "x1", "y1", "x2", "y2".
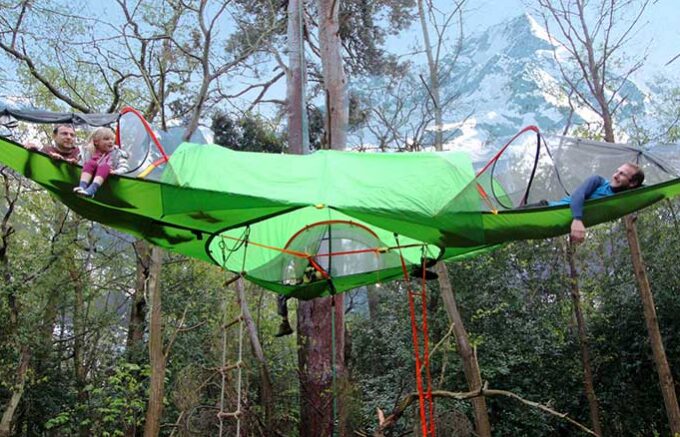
[
  {"x1": 367, "y1": 284, "x2": 380, "y2": 321},
  {"x1": 317, "y1": 0, "x2": 348, "y2": 151},
  {"x1": 296, "y1": 1, "x2": 348, "y2": 434},
  {"x1": 566, "y1": 241, "x2": 603, "y2": 436},
  {"x1": 436, "y1": 263, "x2": 491, "y2": 437},
  {"x1": 624, "y1": 215, "x2": 680, "y2": 435},
  {"x1": 0, "y1": 346, "x2": 31, "y2": 437},
  {"x1": 127, "y1": 240, "x2": 150, "y2": 358},
  {"x1": 286, "y1": 0, "x2": 309, "y2": 155},
  {"x1": 417, "y1": 0, "x2": 442, "y2": 150},
  {"x1": 68, "y1": 257, "x2": 91, "y2": 437},
  {"x1": 297, "y1": 296, "x2": 346, "y2": 437},
  {"x1": 143, "y1": 247, "x2": 165, "y2": 437},
  {"x1": 235, "y1": 278, "x2": 274, "y2": 433}
]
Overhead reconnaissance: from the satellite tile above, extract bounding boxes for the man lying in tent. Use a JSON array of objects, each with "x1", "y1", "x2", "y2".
[
  {"x1": 553, "y1": 163, "x2": 645, "y2": 243},
  {"x1": 24, "y1": 124, "x2": 81, "y2": 163}
]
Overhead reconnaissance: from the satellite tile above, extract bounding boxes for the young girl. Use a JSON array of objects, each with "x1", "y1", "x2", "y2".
[{"x1": 73, "y1": 127, "x2": 129, "y2": 197}]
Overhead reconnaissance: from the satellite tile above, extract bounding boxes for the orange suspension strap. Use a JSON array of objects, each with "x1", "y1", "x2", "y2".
[{"x1": 395, "y1": 234, "x2": 437, "y2": 436}]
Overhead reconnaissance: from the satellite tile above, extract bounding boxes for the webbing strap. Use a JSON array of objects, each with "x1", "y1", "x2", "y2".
[
  {"x1": 418, "y1": 248, "x2": 436, "y2": 436},
  {"x1": 395, "y1": 235, "x2": 437, "y2": 436}
]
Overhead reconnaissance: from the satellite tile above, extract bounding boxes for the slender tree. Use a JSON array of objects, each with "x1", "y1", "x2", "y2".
[
  {"x1": 566, "y1": 240, "x2": 603, "y2": 436},
  {"x1": 414, "y1": 1, "x2": 493, "y2": 435},
  {"x1": 0, "y1": 169, "x2": 23, "y2": 437}
]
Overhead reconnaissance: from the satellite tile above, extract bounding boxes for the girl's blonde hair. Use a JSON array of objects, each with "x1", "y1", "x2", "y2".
[
  {"x1": 86, "y1": 127, "x2": 116, "y2": 153},
  {"x1": 89, "y1": 127, "x2": 115, "y2": 144}
]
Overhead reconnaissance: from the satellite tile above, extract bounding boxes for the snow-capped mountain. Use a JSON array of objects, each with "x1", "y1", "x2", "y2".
[
  {"x1": 438, "y1": 14, "x2": 647, "y2": 156},
  {"x1": 352, "y1": 14, "x2": 651, "y2": 160}
]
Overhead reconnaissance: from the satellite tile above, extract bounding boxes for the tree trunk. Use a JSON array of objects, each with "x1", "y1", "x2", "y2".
[
  {"x1": 143, "y1": 247, "x2": 165, "y2": 437},
  {"x1": 624, "y1": 215, "x2": 680, "y2": 435},
  {"x1": 367, "y1": 285, "x2": 380, "y2": 321},
  {"x1": 235, "y1": 279, "x2": 274, "y2": 434},
  {"x1": 0, "y1": 172, "x2": 24, "y2": 437},
  {"x1": 125, "y1": 241, "x2": 151, "y2": 437},
  {"x1": 417, "y1": 0, "x2": 442, "y2": 151},
  {"x1": 69, "y1": 260, "x2": 90, "y2": 437},
  {"x1": 436, "y1": 263, "x2": 491, "y2": 437},
  {"x1": 127, "y1": 240, "x2": 150, "y2": 360},
  {"x1": 286, "y1": 0, "x2": 309, "y2": 155},
  {"x1": 296, "y1": 1, "x2": 348, "y2": 435},
  {"x1": 317, "y1": 0, "x2": 348, "y2": 151},
  {"x1": 566, "y1": 241, "x2": 603, "y2": 436},
  {"x1": 0, "y1": 346, "x2": 31, "y2": 437},
  {"x1": 297, "y1": 296, "x2": 346, "y2": 437}
]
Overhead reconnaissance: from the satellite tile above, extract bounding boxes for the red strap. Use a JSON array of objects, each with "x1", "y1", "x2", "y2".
[
  {"x1": 396, "y1": 242, "x2": 437, "y2": 436},
  {"x1": 418, "y1": 266, "x2": 436, "y2": 436}
]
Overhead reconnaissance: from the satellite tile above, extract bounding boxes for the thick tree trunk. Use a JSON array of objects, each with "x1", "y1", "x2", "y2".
[
  {"x1": 235, "y1": 279, "x2": 274, "y2": 433},
  {"x1": 297, "y1": 296, "x2": 346, "y2": 437},
  {"x1": 624, "y1": 215, "x2": 680, "y2": 435},
  {"x1": 286, "y1": 0, "x2": 309, "y2": 155},
  {"x1": 566, "y1": 241, "x2": 603, "y2": 436},
  {"x1": 317, "y1": 0, "x2": 348, "y2": 151},
  {"x1": 143, "y1": 247, "x2": 165, "y2": 437},
  {"x1": 296, "y1": 2, "x2": 348, "y2": 435},
  {"x1": 436, "y1": 263, "x2": 491, "y2": 437}
]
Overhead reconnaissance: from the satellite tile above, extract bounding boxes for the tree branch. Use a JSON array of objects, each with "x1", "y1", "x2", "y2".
[{"x1": 375, "y1": 383, "x2": 600, "y2": 437}]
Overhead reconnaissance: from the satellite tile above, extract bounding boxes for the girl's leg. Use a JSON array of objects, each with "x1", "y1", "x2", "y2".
[
  {"x1": 82, "y1": 163, "x2": 111, "y2": 197},
  {"x1": 75, "y1": 160, "x2": 97, "y2": 191},
  {"x1": 78, "y1": 173, "x2": 92, "y2": 189}
]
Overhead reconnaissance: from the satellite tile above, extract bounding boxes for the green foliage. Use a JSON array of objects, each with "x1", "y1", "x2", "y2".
[
  {"x1": 212, "y1": 112, "x2": 286, "y2": 153},
  {"x1": 43, "y1": 362, "x2": 149, "y2": 435},
  {"x1": 338, "y1": 0, "x2": 415, "y2": 75}
]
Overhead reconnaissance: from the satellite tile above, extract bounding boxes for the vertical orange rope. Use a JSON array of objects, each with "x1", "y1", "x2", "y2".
[
  {"x1": 418, "y1": 263, "x2": 436, "y2": 436},
  {"x1": 395, "y1": 236, "x2": 429, "y2": 437}
]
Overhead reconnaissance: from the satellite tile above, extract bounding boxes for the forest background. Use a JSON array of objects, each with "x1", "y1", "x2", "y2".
[{"x1": 1, "y1": 0, "x2": 680, "y2": 436}]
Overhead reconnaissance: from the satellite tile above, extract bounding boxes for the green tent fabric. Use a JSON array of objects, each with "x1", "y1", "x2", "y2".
[
  {"x1": 0, "y1": 136, "x2": 495, "y2": 298},
  {"x1": 3, "y1": 132, "x2": 680, "y2": 298}
]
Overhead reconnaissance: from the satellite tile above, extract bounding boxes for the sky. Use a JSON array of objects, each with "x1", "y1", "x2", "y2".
[{"x1": 2, "y1": 0, "x2": 678, "y2": 111}]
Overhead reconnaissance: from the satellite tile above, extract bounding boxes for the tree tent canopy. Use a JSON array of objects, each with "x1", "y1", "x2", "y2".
[{"x1": 1, "y1": 107, "x2": 679, "y2": 299}]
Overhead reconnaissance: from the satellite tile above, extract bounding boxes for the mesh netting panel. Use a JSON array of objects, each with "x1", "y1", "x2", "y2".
[
  {"x1": 118, "y1": 111, "x2": 158, "y2": 176},
  {"x1": 248, "y1": 222, "x2": 408, "y2": 285},
  {"x1": 452, "y1": 133, "x2": 680, "y2": 212},
  {"x1": 118, "y1": 110, "x2": 187, "y2": 181}
]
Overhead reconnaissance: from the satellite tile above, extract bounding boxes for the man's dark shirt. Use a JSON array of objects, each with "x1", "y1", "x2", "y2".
[{"x1": 42, "y1": 143, "x2": 80, "y2": 162}]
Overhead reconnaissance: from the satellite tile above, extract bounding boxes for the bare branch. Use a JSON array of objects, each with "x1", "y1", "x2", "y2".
[{"x1": 375, "y1": 384, "x2": 600, "y2": 437}]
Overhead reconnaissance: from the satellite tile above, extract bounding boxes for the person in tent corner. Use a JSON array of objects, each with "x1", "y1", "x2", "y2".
[
  {"x1": 73, "y1": 127, "x2": 129, "y2": 198},
  {"x1": 552, "y1": 163, "x2": 645, "y2": 244},
  {"x1": 24, "y1": 124, "x2": 81, "y2": 163},
  {"x1": 276, "y1": 295, "x2": 294, "y2": 337}
]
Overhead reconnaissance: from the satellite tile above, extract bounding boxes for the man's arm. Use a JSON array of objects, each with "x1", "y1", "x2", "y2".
[{"x1": 570, "y1": 175, "x2": 605, "y2": 243}]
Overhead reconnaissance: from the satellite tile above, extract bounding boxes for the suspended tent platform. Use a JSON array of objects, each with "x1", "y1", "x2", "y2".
[{"x1": 1, "y1": 107, "x2": 679, "y2": 298}]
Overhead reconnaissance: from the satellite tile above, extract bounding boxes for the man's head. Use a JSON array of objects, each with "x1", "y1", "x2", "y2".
[
  {"x1": 610, "y1": 163, "x2": 644, "y2": 191},
  {"x1": 52, "y1": 124, "x2": 76, "y2": 150}
]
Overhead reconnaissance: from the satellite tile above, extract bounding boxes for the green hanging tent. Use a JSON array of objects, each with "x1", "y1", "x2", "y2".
[
  {"x1": 1, "y1": 108, "x2": 679, "y2": 299},
  {"x1": 0, "y1": 107, "x2": 496, "y2": 299}
]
